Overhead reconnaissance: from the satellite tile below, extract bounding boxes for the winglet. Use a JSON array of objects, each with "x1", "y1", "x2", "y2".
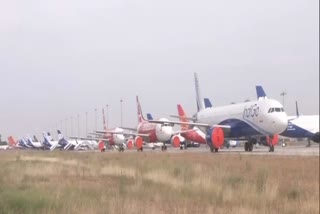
[{"x1": 256, "y1": 85, "x2": 267, "y2": 100}]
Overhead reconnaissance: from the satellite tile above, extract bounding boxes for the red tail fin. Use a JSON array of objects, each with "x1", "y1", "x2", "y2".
[
  {"x1": 177, "y1": 104, "x2": 190, "y2": 130},
  {"x1": 102, "y1": 108, "x2": 107, "y2": 130},
  {"x1": 136, "y1": 96, "x2": 145, "y2": 123},
  {"x1": 7, "y1": 136, "x2": 16, "y2": 147}
]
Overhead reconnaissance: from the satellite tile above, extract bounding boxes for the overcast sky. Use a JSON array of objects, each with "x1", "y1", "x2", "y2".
[{"x1": 0, "y1": 0, "x2": 318, "y2": 139}]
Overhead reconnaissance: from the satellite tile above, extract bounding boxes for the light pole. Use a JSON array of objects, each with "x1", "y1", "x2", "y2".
[
  {"x1": 120, "y1": 99, "x2": 123, "y2": 127},
  {"x1": 77, "y1": 114, "x2": 80, "y2": 136},
  {"x1": 95, "y1": 108, "x2": 97, "y2": 131},
  {"x1": 70, "y1": 116, "x2": 73, "y2": 136},
  {"x1": 85, "y1": 112, "x2": 88, "y2": 136},
  {"x1": 280, "y1": 91, "x2": 287, "y2": 108},
  {"x1": 106, "y1": 104, "x2": 109, "y2": 129},
  {"x1": 65, "y1": 118, "x2": 68, "y2": 136}
]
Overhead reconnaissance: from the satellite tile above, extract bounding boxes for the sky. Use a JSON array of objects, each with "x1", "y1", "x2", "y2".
[{"x1": 0, "y1": 0, "x2": 319, "y2": 139}]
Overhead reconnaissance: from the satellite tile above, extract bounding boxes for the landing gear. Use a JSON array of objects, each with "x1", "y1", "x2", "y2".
[
  {"x1": 137, "y1": 147, "x2": 143, "y2": 152},
  {"x1": 161, "y1": 145, "x2": 167, "y2": 151},
  {"x1": 244, "y1": 142, "x2": 253, "y2": 152},
  {"x1": 119, "y1": 146, "x2": 124, "y2": 152},
  {"x1": 269, "y1": 145, "x2": 274, "y2": 152},
  {"x1": 180, "y1": 145, "x2": 183, "y2": 150},
  {"x1": 210, "y1": 147, "x2": 219, "y2": 153},
  {"x1": 306, "y1": 139, "x2": 311, "y2": 147}
]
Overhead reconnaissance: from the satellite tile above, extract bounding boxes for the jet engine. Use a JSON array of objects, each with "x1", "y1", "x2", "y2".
[
  {"x1": 126, "y1": 139, "x2": 134, "y2": 149},
  {"x1": 135, "y1": 136, "x2": 143, "y2": 151},
  {"x1": 170, "y1": 135, "x2": 181, "y2": 148},
  {"x1": 206, "y1": 127, "x2": 225, "y2": 152},
  {"x1": 312, "y1": 132, "x2": 320, "y2": 143}
]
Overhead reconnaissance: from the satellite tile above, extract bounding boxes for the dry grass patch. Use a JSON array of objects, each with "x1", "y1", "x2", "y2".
[{"x1": 0, "y1": 151, "x2": 318, "y2": 214}]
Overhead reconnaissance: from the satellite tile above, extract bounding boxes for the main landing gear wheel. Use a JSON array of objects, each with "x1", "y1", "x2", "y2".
[
  {"x1": 180, "y1": 145, "x2": 183, "y2": 150},
  {"x1": 137, "y1": 147, "x2": 143, "y2": 152},
  {"x1": 161, "y1": 145, "x2": 167, "y2": 151},
  {"x1": 244, "y1": 142, "x2": 253, "y2": 152},
  {"x1": 269, "y1": 145, "x2": 274, "y2": 152},
  {"x1": 210, "y1": 147, "x2": 219, "y2": 153}
]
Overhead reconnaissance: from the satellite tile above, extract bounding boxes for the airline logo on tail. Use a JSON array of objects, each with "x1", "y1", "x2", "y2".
[
  {"x1": 136, "y1": 96, "x2": 145, "y2": 123},
  {"x1": 177, "y1": 104, "x2": 190, "y2": 131},
  {"x1": 7, "y1": 136, "x2": 17, "y2": 147}
]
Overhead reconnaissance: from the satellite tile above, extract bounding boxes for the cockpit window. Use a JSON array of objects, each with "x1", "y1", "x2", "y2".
[{"x1": 268, "y1": 107, "x2": 284, "y2": 113}]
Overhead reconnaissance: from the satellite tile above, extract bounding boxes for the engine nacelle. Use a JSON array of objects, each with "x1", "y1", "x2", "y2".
[
  {"x1": 135, "y1": 136, "x2": 143, "y2": 150},
  {"x1": 206, "y1": 127, "x2": 224, "y2": 149},
  {"x1": 98, "y1": 141, "x2": 105, "y2": 152},
  {"x1": 126, "y1": 139, "x2": 134, "y2": 149},
  {"x1": 170, "y1": 135, "x2": 181, "y2": 148},
  {"x1": 312, "y1": 132, "x2": 320, "y2": 143},
  {"x1": 266, "y1": 135, "x2": 279, "y2": 146}
]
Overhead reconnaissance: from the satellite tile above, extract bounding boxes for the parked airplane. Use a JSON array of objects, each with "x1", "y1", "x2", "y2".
[
  {"x1": 119, "y1": 96, "x2": 182, "y2": 151},
  {"x1": 173, "y1": 104, "x2": 207, "y2": 148},
  {"x1": 55, "y1": 130, "x2": 97, "y2": 151},
  {"x1": 7, "y1": 136, "x2": 26, "y2": 149},
  {"x1": 148, "y1": 73, "x2": 288, "y2": 152},
  {"x1": 94, "y1": 108, "x2": 132, "y2": 152},
  {"x1": 256, "y1": 85, "x2": 319, "y2": 146},
  {"x1": 26, "y1": 135, "x2": 44, "y2": 149}
]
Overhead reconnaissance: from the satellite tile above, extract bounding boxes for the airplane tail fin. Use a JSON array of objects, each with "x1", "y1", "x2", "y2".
[
  {"x1": 204, "y1": 98, "x2": 213, "y2": 108},
  {"x1": 7, "y1": 136, "x2": 16, "y2": 147},
  {"x1": 296, "y1": 101, "x2": 300, "y2": 117},
  {"x1": 33, "y1": 135, "x2": 39, "y2": 142},
  {"x1": 194, "y1": 73, "x2": 205, "y2": 112},
  {"x1": 177, "y1": 104, "x2": 190, "y2": 130},
  {"x1": 42, "y1": 132, "x2": 52, "y2": 147},
  {"x1": 57, "y1": 130, "x2": 65, "y2": 141},
  {"x1": 102, "y1": 108, "x2": 107, "y2": 130},
  {"x1": 256, "y1": 85, "x2": 267, "y2": 100},
  {"x1": 136, "y1": 96, "x2": 146, "y2": 123}
]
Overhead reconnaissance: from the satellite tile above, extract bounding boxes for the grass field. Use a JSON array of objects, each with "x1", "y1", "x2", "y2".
[{"x1": 0, "y1": 151, "x2": 318, "y2": 214}]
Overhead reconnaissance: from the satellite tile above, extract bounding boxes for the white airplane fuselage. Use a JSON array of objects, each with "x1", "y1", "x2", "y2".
[
  {"x1": 282, "y1": 115, "x2": 319, "y2": 142},
  {"x1": 196, "y1": 99, "x2": 288, "y2": 138}
]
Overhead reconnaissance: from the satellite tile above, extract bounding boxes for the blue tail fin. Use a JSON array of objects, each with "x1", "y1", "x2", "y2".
[
  {"x1": 42, "y1": 132, "x2": 52, "y2": 147},
  {"x1": 204, "y1": 98, "x2": 213, "y2": 108},
  {"x1": 146, "y1": 113, "x2": 154, "y2": 120},
  {"x1": 256, "y1": 85, "x2": 267, "y2": 100},
  {"x1": 57, "y1": 130, "x2": 68, "y2": 146}
]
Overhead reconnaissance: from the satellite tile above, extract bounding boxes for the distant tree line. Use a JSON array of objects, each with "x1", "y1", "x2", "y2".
[{"x1": 0, "y1": 134, "x2": 7, "y2": 145}]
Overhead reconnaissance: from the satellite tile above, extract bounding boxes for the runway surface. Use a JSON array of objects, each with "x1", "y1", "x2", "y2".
[{"x1": 110, "y1": 141, "x2": 320, "y2": 157}]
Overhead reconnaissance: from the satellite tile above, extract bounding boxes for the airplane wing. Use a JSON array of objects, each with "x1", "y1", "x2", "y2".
[
  {"x1": 147, "y1": 119, "x2": 231, "y2": 129},
  {"x1": 94, "y1": 130, "x2": 149, "y2": 137},
  {"x1": 69, "y1": 136, "x2": 108, "y2": 142},
  {"x1": 169, "y1": 115, "x2": 195, "y2": 121}
]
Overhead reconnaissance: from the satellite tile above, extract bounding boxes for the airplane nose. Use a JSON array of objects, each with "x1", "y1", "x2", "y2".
[{"x1": 278, "y1": 115, "x2": 288, "y2": 134}]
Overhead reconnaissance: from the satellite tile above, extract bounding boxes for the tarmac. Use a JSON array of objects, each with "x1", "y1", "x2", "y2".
[{"x1": 126, "y1": 141, "x2": 320, "y2": 157}]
